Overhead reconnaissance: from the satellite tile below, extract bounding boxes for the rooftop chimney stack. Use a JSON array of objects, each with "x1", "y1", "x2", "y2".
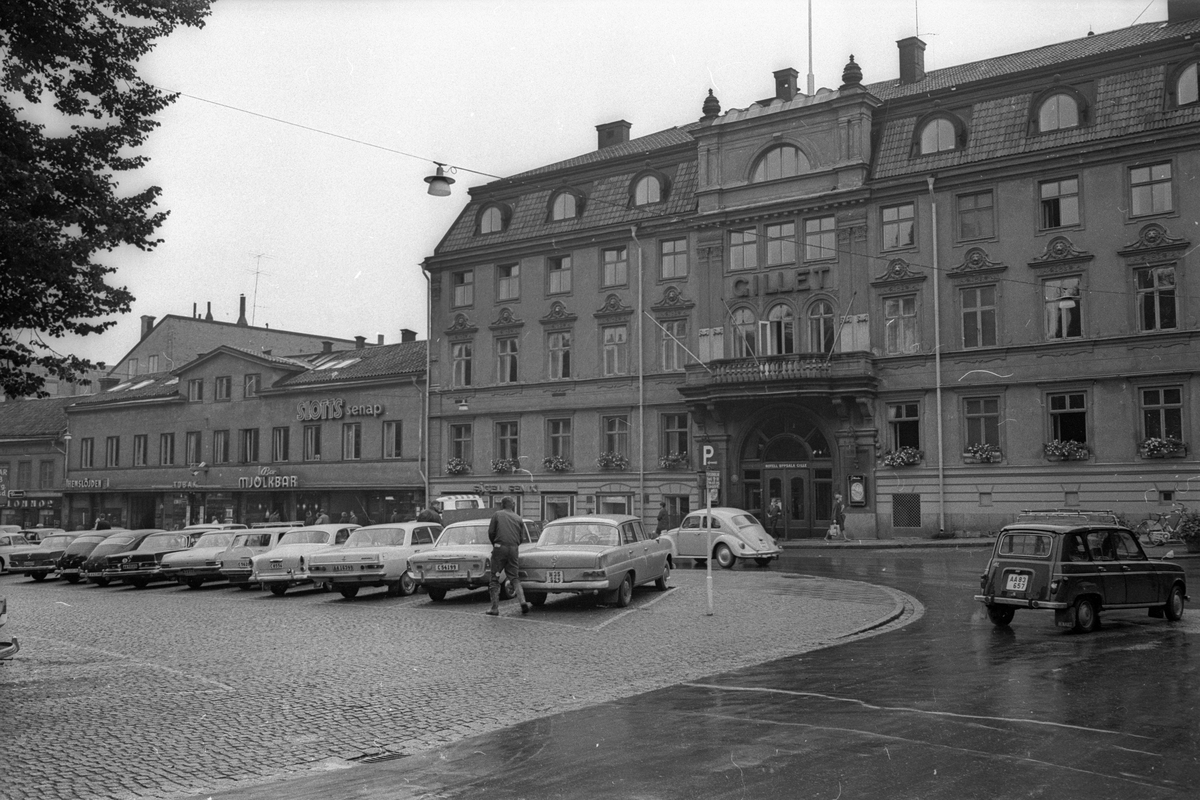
[
  {"x1": 897, "y1": 36, "x2": 926, "y2": 85},
  {"x1": 236, "y1": 294, "x2": 248, "y2": 327},
  {"x1": 774, "y1": 67, "x2": 799, "y2": 101},
  {"x1": 377, "y1": 334, "x2": 385, "y2": 345},
  {"x1": 140, "y1": 315, "x2": 156, "y2": 340},
  {"x1": 205, "y1": 301, "x2": 213, "y2": 321},
  {"x1": 355, "y1": 336, "x2": 366, "y2": 350},
  {"x1": 1168, "y1": 0, "x2": 1200, "y2": 22},
  {"x1": 322, "y1": 341, "x2": 333, "y2": 353},
  {"x1": 596, "y1": 120, "x2": 631, "y2": 150},
  {"x1": 400, "y1": 328, "x2": 418, "y2": 343}
]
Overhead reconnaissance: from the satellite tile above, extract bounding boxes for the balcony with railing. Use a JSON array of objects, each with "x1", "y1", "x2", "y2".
[{"x1": 681, "y1": 352, "x2": 877, "y2": 400}]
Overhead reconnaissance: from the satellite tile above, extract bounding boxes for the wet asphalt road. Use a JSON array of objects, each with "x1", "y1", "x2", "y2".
[{"x1": 235, "y1": 547, "x2": 1200, "y2": 800}]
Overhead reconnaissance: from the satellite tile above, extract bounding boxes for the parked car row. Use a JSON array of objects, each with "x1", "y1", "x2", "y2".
[{"x1": 0, "y1": 508, "x2": 785, "y2": 611}]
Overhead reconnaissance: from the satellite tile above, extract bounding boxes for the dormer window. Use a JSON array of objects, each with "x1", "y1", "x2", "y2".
[
  {"x1": 633, "y1": 174, "x2": 663, "y2": 206},
  {"x1": 751, "y1": 144, "x2": 810, "y2": 183},
  {"x1": 1177, "y1": 62, "x2": 1198, "y2": 107},
  {"x1": 919, "y1": 118, "x2": 957, "y2": 154},
  {"x1": 549, "y1": 190, "x2": 581, "y2": 221},
  {"x1": 477, "y1": 203, "x2": 509, "y2": 235},
  {"x1": 1037, "y1": 92, "x2": 1080, "y2": 132}
]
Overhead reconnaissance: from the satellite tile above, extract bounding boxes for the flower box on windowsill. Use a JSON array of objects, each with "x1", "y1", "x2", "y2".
[
  {"x1": 963, "y1": 444, "x2": 1002, "y2": 464},
  {"x1": 881, "y1": 447, "x2": 923, "y2": 468},
  {"x1": 491, "y1": 458, "x2": 521, "y2": 474},
  {"x1": 1138, "y1": 438, "x2": 1187, "y2": 459},
  {"x1": 961, "y1": 453, "x2": 1003, "y2": 464},
  {"x1": 1043, "y1": 441, "x2": 1090, "y2": 461},
  {"x1": 596, "y1": 452, "x2": 630, "y2": 471},
  {"x1": 445, "y1": 458, "x2": 472, "y2": 476},
  {"x1": 658, "y1": 453, "x2": 690, "y2": 470},
  {"x1": 542, "y1": 456, "x2": 573, "y2": 473}
]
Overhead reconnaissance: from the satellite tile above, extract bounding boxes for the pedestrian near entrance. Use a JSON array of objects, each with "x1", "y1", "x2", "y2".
[
  {"x1": 94, "y1": 514, "x2": 111, "y2": 531},
  {"x1": 417, "y1": 506, "x2": 442, "y2": 524},
  {"x1": 389, "y1": 509, "x2": 400, "y2": 523},
  {"x1": 304, "y1": 510, "x2": 314, "y2": 526},
  {"x1": 349, "y1": 510, "x2": 358, "y2": 525},
  {"x1": 655, "y1": 501, "x2": 669, "y2": 534},
  {"x1": 268, "y1": 509, "x2": 281, "y2": 523},
  {"x1": 486, "y1": 497, "x2": 529, "y2": 616},
  {"x1": 766, "y1": 497, "x2": 782, "y2": 536},
  {"x1": 827, "y1": 493, "x2": 848, "y2": 541},
  {"x1": 314, "y1": 508, "x2": 330, "y2": 525}
]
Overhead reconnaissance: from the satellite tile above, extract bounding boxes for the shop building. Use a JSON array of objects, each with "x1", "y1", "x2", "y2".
[
  {"x1": 62, "y1": 339, "x2": 428, "y2": 529},
  {"x1": 425, "y1": 5, "x2": 1200, "y2": 537},
  {"x1": 0, "y1": 397, "x2": 72, "y2": 528}
]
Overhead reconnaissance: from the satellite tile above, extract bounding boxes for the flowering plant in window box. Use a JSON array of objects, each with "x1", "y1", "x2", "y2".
[
  {"x1": 963, "y1": 443, "x2": 1002, "y2": 463},
  {"x1": 881, "y1": 446, "x2": 923, "y2": 467},
  {"x1": 596, "y1": 451, "x2": 630, "y2": 471},
  {"x1": 491, "y1": 457, "x2": 521, "y2": 473},
  {"x1": 658, "y1": 452, "x2": 690, "y2": 469},
  {"x1": 1175, "y1": 509, "x2": 1200, "y2": 551},
  {"x1": 1043, "y1": 440, "x2": 1090, "y2": 461},
  {"x1": 1139, "y1": 437, "x2": 1186, "y2": 458},
  {"x1": 542, "y1": 455, "x2": 573, "y2": 472},
  {"x1": 444, "y1": 458, "x2": 471, "y2": 475}
]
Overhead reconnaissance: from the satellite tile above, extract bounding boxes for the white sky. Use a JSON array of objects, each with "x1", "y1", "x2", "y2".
[{"x1": 48, "y1": 0, "x2": 1170, "y2": 367}]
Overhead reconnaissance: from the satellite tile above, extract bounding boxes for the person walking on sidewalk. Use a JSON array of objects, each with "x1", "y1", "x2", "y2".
[{"x1": 486, "y1": 496, "x2": 529, "y2": 616}]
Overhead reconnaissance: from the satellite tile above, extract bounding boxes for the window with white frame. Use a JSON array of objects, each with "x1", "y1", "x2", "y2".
[
  {"x1": 159, "y1": 433, "x2": 174, "y2": 466},
  {"x1": 919, "y1": 117, "x2": 957, "y2": 154},
  {"x1": 547, "y1": 418, "x2": 572, "y2": 461},
  {"x1": 215, "y1": 376, "x2": 232, "y2": 401},
  {"x1": 1038, "y1": 93, "x2": 1079, "y2": 132},
  {"x1": 808, "y1": 300, "x2": 836, "y2": 354},
  {"x1": 383, "y1": 421, "x2": 402, "y2": 459},
  {"x1": 452, "y1": 341, "x2": 473, "y2": 387},
  {"x1": 732, "y1": 307, "x2": 757, "y2": 357},
  {"x1": 452, "y1": 270, "x2": 474, "y2": 307},
  {"x1": 187, "y1": 378, "x2": 203, "y2": 402},
  {"x1": 1179, "y1": 63, "x2": 1198, "y2": 106},
  {"x1": 660, "y1": 238, "x2": 688, "y2": 279},
  {"x1": 1136, "y1": 266, "x2": 1176, "y2": 332},
  {"x1": 765, "y1": 222, "x2": 796, "y2": 266},
  {"x1": 213, "y1": 429, "x2": 230, "y2": 464},
  {"x1": 496, "y1": 421, "x2": 519, "y2": 461},
  {"x1": 497, "y1": 337, "x2": 519, "y2": 384},
  {"x1": 1039, "y1": 177, "x2": 1079, "y2": 229},
  {"x1": 272, "y1": 427, "x2": 290, "y2": 462},
  {"x1": 479, "y1": 205, "x2": 503, "y2": 234},
  {"x1": 804, "y1": 216, "x2": 836, "y2": 261},
  {"x1": 105, "y1": 436, "x2": 120, "y2": 467},
  {"x1": 884, "y1": 295, "x2": 918, "y2": 354},
  {"x1": 1142, "y1": 387, "x2": 1183, "y2": 441},
  {"x1": 548, "y1": 331, "x2": 571, "y2": 379},
  {"x1": 1048, "y1": 392, "x2": 1087, "y2": 443},
  {"x1": 602, "y1": 246, "x2": 628, "y2": 287},
  {"x1": 764, "y1": 304, "x2": 795, "y2": 355},
  {"x1": 1043, "y1": 277, "x2": 1082, "y2": 340},
  {"x1": 450, "y1": 423, "x2": 472, "y2": 462},
  {"x1": 751, "y1": 144, "x2": 809, "y2": 182},
  {"x1": 730, "y1": 228, "x2": 757, "y2": 271},
  {"x1": 303, "y1": 425, "x2": 321, "y2": 461},
  {"x1": 660, "y1": 318, "x2": 687, "y2": 371},
  {"x1": 957, "y1": 190, "x2": 994, "y2": 240},
  {"x1": 239, "y1": 428, "x2": 260, "y2": 463},
  {"x1": 961, "y1": 285, "x2": 997, "y2": 348},
  {"x1": 548, "y1": 255, "x2": 571, "y2": 294},
  {"x1": 602, "y1": 415, "x2": 629, "y2": 456},
  {"x1": 888, "y1": 403, "x2": 920, "y2": 450},
  {"x1": 602, "y1": 324, "x2": 628, "y2": 376},
  {"x1": 497, "y1": 263, "x2": 520, "y2": 301},
  {"x1": 551, "y1": 192, "x2": 577, "y2": 220},
  {"x1": 661, "y1": 413, "x2": 689, "y2": 459},
  {"x1": 80, "y1": 438, "x2": 94, "y2": 469},
  {"x1": 882, "y1": 203, "x2": 915, "y2": 250},
  {"x1": 133, "y1": 435, "x2": 148, "y2": 467},
  {"x1": 186, "y1": 431, "x2": 202, "y2": 465},
  {"x1": 342, "y1": 422, "x2": 361, "y2": 460},
  {"x1": 964, "y1": 397, "x2": 1000, "y2": 449},
  {"x1": 1130, "y1": 163, "x2": 1173, "y2": 217},
  {"x1": 633, "y1": 175, "x2": 663, "y2": 206}
]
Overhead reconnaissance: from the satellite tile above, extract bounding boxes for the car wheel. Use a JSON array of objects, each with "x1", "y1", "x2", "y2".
[
  {"x1": 339, "y1": 586, "x2": 360, "y2": 600},
  {"x1": 754, "y1": 557, "x2": 773, "y2": 568},
  {"x1": 186, "y1": 578, "x2": 205, "y2": 590},
  {"x1": 986, "y1": 605, "x2": 1015, "y2": 627},
  {"x1": 130, "y1": 578, "x2": 148, "y2": 590},
  {"x1": 615, "y1": 574, "x2": 633, "y2": 608},
  {"x1": 655, "y1": 559, "x2": 671, "y2": 591},
  {"x1": 1165, "y1": 584, "x2": 1185, "y2": 621},
  {"x1": 426, "y1": 587, "x2": 447, "y2": 602},
  {"x1": 0, "y1": 557, "x2": 6, "y2": 574},
  {"x1": 714, "y1": 544, "x2": 736, "y2": 570},
  {"x1": 93, "y1": 577, "x2": 110, "y2": 587},
  {"x1": 499, "y1": 578, "x2": 515, "y2": 600},
  {"x1": 388, "y1": 571, "x2": 416, "y2": 597},
  {"x1": 1073, "y1": 597, "x2": 1099, "y2": 633},
  {"x1": 269, "y1": 584, "x2": 288, "y2": 596},
  {"x1": 527, "y1": 591, "x2": 547, "y2": 607},
  {"x1": 30, "y1": 572, "x2": 47, "y2": 582},
  {"x1": 64, "y1": 574, "x2": 80, "y2": 584}
]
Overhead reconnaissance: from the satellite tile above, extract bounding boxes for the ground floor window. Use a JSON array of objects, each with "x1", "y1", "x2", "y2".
[
  {"x1": 662, "y1": 495, "x2": 691, "y2": 532},
  {"x1": 597, "y1": 494, "x2": 631, "y2": 515},
  {"x1": 543, "y1": 494, "x2": 575, "y2": 522}
]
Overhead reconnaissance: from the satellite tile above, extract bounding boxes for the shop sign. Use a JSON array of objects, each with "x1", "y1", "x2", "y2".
[
  {"x1": 172, "y1": 480, "x2": 203, "y2": 489},
  {"x1": 731, "y1": 265, "x2": 831, "y2": 299},
  {"x1": 238, "y1": 466, "x2": 299, "y2": 489},
  {"x1": 6, "y1": 489, "x2": 25, "y2": 498},
  {"x1": 765, "y1": 462, "x2": 809, "y2": 469},
  {"x1": 1, "y1": 498, "x2": 58, "y2": 509},
  {"x1": 472, "y1": 483, "x2": 541, "y2": 494},
  {"x1": 66, "y1": 478, "x2": 110, "y2": 489},
  {"x1": 295, "y1": 398, "x2": 385, "y2": 421}
]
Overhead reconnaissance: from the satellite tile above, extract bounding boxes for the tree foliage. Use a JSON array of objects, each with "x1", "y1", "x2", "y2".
[{"x1": 0, "y1": 0, "x2": 211, "y2": 398}]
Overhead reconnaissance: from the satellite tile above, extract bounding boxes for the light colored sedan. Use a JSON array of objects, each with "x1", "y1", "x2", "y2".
[
  {"x1": 519, "y1": 515, "x2": 672, "y2": 608},
  {"x1": 160, "y1": 531, "x2": 240, "y2": 589},
  {"x1": 659, "y1": 507, "x2": 782, "y2": 569},
  {"x1": 250, "y1": 524, "x2": 357, "y2": 596},
  {"x1": 308, "y1": 522, "x2": 441, "y2": 600},
  {"x1": 409, "y1": 518, "x2": 542, "y2": 602},
  {"x1": 0, "y1": 532, "x2": 37, "y2": 574},
  {"x1": 217, "y1": 527, "x2": 295, "y2": 589}
]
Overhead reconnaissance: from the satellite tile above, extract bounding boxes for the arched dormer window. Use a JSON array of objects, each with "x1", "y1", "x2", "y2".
[
  {"x1": 549, "y1": 190, "x2": 583, "y2": 221},
  {"x1": 1175, "y1": 62, "x2": 1198, "y2": 107},
  {"x1": 1031, "y1": 86, "x2": 1088, "y2": 134},
  {"x1": 631, "y1": 171, "x2": 668, "y2": 207},
  {"x1": 750, "y1": 144, "x2": 810, "y2": 183},
  {"x1": 910, "y1": 111, "x2": 967, "y2": 157},
  {"x1": 476, "y1": 203, "x2": 510, "y2": 235}
]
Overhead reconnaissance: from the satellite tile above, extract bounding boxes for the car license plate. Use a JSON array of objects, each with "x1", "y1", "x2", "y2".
[
  {"x1": 238, "y1": 559, "x2": 251, "y2": 568},
  {"x1": 332, "y1": 564, "x2": 353, "y2": 571},
  {"x1": 435, "y1": 563, "x2": 460, "y2": 572},
  {"x1": 266, "y1": 563, "x2": 283, "y2": 570},
  {"x1": 121, "y1": 563, "x2": 138, "y2": 571},
  {"x1": 1005, "y1": 573, "x2": 1029, "y2": 592},
  {"x1": 547, "y1": 570, "x2": 564, "y2": 584}
]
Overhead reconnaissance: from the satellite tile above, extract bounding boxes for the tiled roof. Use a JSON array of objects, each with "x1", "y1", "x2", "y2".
[
  {"x1": 874, "y1": 63, "x2": 1200, "y2": 179},
  {"x1": 277, "y1": 341, "x2": 427, "y2": 387},
  {"x1": 506, "y1": 124, "x2": 702, "y2": 180},
  {"x1": 437, "y1": 159, "x2": 699, "y2": 253},
  {"x1": 70, "y1": 373, "x2": 182, "y2": 408},
  {"x1": 0, "y1": 396, "x2": 74, "y2": 436},
  {"x1": 867, "y1": 18, "x2": 1200, "y2": 101},
  {"x1": 193, "y1": 345, "x2": 312, "y2": 371}
]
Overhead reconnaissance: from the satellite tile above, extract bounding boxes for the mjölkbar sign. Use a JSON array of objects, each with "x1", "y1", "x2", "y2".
[
  {"x1": 295, "y1": 398, "x2": 384, "y2": 421},
  {"x1": 238, "y1": 467, "x2": 300, "y2": 489}
]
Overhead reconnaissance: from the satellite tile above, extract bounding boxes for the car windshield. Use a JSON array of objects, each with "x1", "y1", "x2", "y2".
[
  {"x1": 438, "y1": 524, "x2": 490, "y2": 546},
  {"x1": 998, "y1": 532, "x2": 1053, "y2": 558},
  {"x1": 193, "y1": 532, "x2": 237, "y2": 549},
  {"x1": 539, "y1": 523, "x2": 619, "y2": 547},
  {"x1": 232, "y1": 533, "x2": 274, "y2": 548},
  {"x1": 346, "y1": 528, "x2": 407, "y2": 547},
  {"x1": 278, "y1": 530, "x2": 330, "y2": 545},
  {"x1": 40, "y1": 535, "x2": 74, "y2": 548},
  {"x1": 94, "y1": 536, "x2": 137, "y2": 554},
  {"x1": 138, "y1": 533, "x2": 192, "y2": 550}
]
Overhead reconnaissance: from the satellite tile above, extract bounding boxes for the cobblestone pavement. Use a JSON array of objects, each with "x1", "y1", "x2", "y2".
[{"x1": 0, "y1": 565, "x2": 916, "y2": 800}]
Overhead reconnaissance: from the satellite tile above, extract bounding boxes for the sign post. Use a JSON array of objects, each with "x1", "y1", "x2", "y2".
[{"x1": 704, "y1": 462, "x2": 719, "y2": 617}]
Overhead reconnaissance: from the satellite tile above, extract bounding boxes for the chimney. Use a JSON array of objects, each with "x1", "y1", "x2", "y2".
[
  {"x1": 205, "y1": 301, "x2": 213, "y2": 321},
  {"x1": 377, "y1": 334, "x2": 385, "y2": 345},
  {"x1": 773, "y1": 67, "x2": 799, "y2": 101},
  {"x1": 193, "y1": 302, "x2": 198, "y2": 318},
  {"x1": 1168, "y1": 0, "x2": 1200, "y2": 22},
  {"x1": 400, "y1": 328, "x2": 417, "y2": 343},
  {"x1": 98, "y1": 376, "x2": 120, "y2": 391},
  {"x1": 140, "y1": 315, "x2": 156, "y2": 340},
  {"x1": 236, "y1": 294, "x2": 248, "y2": 327},
  {"x1": 355, "y1": 335, "x2": 366, "y2": 350},
  {"x1": 322, "y1": 341, "x2": 333, "y2": 353},
  {"x1": 596, "y1": 120, "x2": 631, "y2": 150},
  {"x1": 897, "y1": 36, "x2": 926, "y2": 85}
]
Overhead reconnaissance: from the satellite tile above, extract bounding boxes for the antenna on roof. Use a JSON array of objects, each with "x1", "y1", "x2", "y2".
[
  {"x1": 247, "y1": 252, "x2": 275, "y2": 326},
  {"x1": 807, "y1": 0, "x2": 815, "y2": 96}
]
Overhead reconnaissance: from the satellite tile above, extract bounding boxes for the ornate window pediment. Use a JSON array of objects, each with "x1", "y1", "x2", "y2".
[
  {"x1": 445, "y1": 313, "x2": 478, "y2": 340},
  {"x1": 948, "y1": 247, "x2": 1007, "y2": 280},
  {"x1": 1028, "y1": 236, "x2": 1094, "y2": 269},
  {"x1": 1118, "y1": 223, "x2": 1190, "y2": 265},
  {"x1": 871, "y1": 258, "x2": 926, "y2": 287},
  {"x1": 594, "y1": 294, "x2": 633, "y2": 320},
  {"x1": 650, "y1": 286, "x2": 695, "y2": 318},
  {"x1": 489, "y1": 307, "x2": 525, "y2": 330},
  {"x1": 540, "y1": 301, "x2": 578, "y2": 330}
]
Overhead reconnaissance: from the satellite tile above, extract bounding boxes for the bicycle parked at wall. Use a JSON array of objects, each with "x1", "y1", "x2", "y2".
[{"x1": 1134, "y1": 502, "x2": 1188, "y2": 546}]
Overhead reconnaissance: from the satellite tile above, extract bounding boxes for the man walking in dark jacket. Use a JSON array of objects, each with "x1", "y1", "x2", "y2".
[{"x1": 487, "y1": 497, "x2": 529, "y2": 616}]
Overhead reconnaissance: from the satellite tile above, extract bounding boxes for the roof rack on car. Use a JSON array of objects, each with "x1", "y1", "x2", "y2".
[{"x1": 1016, "y1": 508, "x2": 1121, "y2": 524}]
